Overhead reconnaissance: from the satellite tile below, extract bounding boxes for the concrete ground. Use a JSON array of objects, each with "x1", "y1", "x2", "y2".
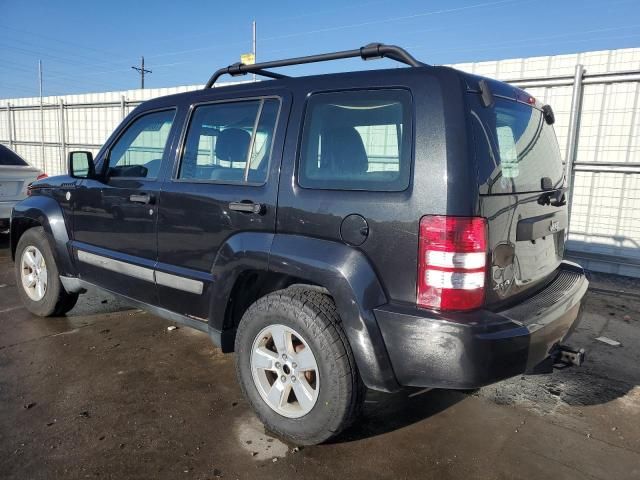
[{"x1": 0, "y1": 234, "x2": 638, "y2": 480}]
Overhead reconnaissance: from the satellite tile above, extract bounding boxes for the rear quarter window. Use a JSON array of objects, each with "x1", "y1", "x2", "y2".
[
  {"x1": 298, "y1": 89, "x2": 412, "y2": 192},
  {"x1": 471, "y1": 97, "x2": 564, "y2": 194},
  {"x1": 0, "y1": 145, "x2": 28, "y2": 166}
]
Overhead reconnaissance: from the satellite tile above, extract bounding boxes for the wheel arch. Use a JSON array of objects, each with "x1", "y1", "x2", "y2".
[
  {"x1": 212, "y1": 232, "x2": 399, "y2": 392},
  {"x1": 267, "y1": 234, "x2": 398, "y2": 392},
  {"x1": 10, "y1": 195, "x2": 76, "y2": 276}
]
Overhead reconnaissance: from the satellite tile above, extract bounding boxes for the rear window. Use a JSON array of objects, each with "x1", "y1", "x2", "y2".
[
  {"x1": 0, "y1": 145, "x2": 28, "y2": 166},
  {"x1": 298, "y1": 89, "x2": 412, "y2": 191},
  {"x1": 471, "y1": 97, "x2": 564, "y2": 194}
]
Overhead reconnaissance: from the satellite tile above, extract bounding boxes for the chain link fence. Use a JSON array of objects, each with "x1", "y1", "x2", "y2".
[{"x1": 1, "y1": 48, "x2": 640, "y2": 276}]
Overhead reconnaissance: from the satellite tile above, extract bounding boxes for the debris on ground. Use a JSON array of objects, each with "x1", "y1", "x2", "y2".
[
  {"x1": 79, "y1": 411, "x2": 90, "y2": 418},
  {"x1": 272, "y1": 458, "x2": 278, "y2": 463},
  {"x1": 623, "y1": 315, "x2": 631, "y2": 322},
  {"x1": 23, "y1": 402, "x2": 36, "y2": 410},
  {"x1": 595, "y1": 336, "x2": 622, "y2": 347},
  {"x1": 167, "y1": 326, "x2": 178, "y2": 332}
]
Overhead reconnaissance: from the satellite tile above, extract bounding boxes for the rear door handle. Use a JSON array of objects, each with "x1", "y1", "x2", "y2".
[
  {"x1": 228, "y1": 201, "x2": 265, "y2": 215},
  {"x1": 129, "y1": 193, "x2": 153, "y2": 204}
]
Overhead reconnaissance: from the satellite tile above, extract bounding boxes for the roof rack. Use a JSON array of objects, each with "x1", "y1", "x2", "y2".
[{"x1": 205, "y1": 43, "x2": 425, "y2": 88}]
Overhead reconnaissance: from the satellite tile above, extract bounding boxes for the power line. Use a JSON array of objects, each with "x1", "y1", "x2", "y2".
[
  {"x1": 0, "y1": 24, "x2": 124, "y2": 60},
  {"x1": 142, "y1": 0, "x2": 522, "y2": 61},
  {"x1": 259, "y1": 0, "x2": 519, "y2": 43}
]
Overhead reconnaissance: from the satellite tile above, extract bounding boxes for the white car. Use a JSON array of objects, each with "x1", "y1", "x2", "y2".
[{"x1": 0, "y1": 145, "x2": 46, "y2": 232}]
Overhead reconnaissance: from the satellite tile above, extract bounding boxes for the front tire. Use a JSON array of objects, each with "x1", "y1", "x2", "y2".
[
  {"x1": 234, "y1": 287, "x2": 364, "y2": 445},
  {"x1": 15, "y1": 227, "x2": 79, "y2": 317}
]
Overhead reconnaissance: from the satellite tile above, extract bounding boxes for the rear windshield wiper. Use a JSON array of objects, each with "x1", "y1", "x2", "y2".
[{"x1": 538, "y1": 189, "x2": 566, "y2": 207}]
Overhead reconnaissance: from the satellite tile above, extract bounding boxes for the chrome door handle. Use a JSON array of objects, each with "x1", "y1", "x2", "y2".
[
  {"x1": 228, "y1": 201, "x2": 265, "y2": 214},
  {"x1": 129, "y1": 193, "x2": 153, "y2": 204}
]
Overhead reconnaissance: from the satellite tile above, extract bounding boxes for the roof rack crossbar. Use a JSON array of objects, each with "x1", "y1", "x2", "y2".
[{"x1": 205, "y1": 43, "x2": 425, "y2": 88}]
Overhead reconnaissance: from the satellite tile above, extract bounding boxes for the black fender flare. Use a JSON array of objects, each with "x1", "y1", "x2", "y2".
[
  {"x1": 10, "y1": 196, "x2": 76, "y2": 276},
  {"x1": 268, "y1": 234, "x2": 400, "y2": 392},
  {"x1": 208, "y1": 231, "x2": 273, "y2": 331}
]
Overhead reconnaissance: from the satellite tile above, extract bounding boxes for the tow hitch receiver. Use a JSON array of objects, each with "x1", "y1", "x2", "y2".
[{"x1": 552, "y1": 345, "x2": 586, "y2": 369}]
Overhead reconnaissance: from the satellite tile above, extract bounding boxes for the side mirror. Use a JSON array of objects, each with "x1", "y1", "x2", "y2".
[{"x1": 68, "y1": 151, "x2": 95, "y2": 179}]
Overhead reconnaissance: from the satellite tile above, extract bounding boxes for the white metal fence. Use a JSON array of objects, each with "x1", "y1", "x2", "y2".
[{"x1": 1, "y1": 48, "x2": 640, "y2": 277}]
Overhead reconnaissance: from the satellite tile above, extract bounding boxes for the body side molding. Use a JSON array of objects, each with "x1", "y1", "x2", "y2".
[{"x1": 74, "y1": 245, "x2": 205, "y2": 295}]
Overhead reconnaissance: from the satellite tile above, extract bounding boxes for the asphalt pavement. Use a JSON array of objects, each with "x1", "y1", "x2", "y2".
[{"x1": 1, "y1": 234, "x2": 638, "y2": 479}]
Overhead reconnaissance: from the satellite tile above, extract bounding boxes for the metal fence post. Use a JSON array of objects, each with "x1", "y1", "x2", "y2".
[
  {"x1": 40, "y1": 97, "x2": 45, "y2": 172},
  {"x1": 59, "y1": 99, "x2": 66, "y2": 174},
  {"x1": 564, "y1": 64, "x2": 585, "y2": 234},
  {"x1": 121, "y1": 95, "x2": 126, "y2": 119},
  {"x1": 6, "y1": 103, "x2": 13, "y2": 150}
]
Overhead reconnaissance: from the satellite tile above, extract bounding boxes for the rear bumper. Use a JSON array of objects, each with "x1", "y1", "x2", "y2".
[{"x1": 375, "y1": 261, "x2": 588, "y2": 389}]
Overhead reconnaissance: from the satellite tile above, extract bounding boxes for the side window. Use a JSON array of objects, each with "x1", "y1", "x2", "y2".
[
  {"x1": 299, "y1": 89, "x2": 412, "y2": 191},
  {"x1": 109, "y1": 110, "x2": 175, "y2": 179},
  {"x1": 178, "y1": 98, "x2": 280, "y2": 184}
]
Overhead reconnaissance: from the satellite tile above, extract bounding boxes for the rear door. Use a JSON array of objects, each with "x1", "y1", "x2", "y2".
[
  {"x1": 276, "y1": 86, "x2": 419, "y2": 305},
  {"x1": 155, "y1": 94, "x2": 288, "y2": 321},
  {"x1": 469, "y1": 91, "x2": 567, "y2": 306},
  {"x1": 73, "y1": 108, "x2": 177, "y2": 304}
]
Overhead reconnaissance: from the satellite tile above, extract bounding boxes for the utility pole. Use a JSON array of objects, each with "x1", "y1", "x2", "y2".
[
  {"x1": 131, "y1": 56, "x2": 152, "y2": 89},
  {"x1": 252, "y1": 20, "x2": 256, "y2": 82}
]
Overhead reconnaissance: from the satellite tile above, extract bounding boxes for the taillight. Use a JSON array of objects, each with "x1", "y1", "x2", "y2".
[
  {"x1": 36, "y1": 173, "x2": 48, "y2": 180},
  {"x1": 417, "y1": 215, "x2": 488, "y2": 311}
]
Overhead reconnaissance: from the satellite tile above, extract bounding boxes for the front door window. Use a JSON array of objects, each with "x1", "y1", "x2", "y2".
[{"x1": 108, "y1": 110, "x2": 175, "y2": 179}]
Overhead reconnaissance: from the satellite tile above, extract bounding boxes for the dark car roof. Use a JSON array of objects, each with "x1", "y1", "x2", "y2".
[
  {"x1": 140, "y1": 65, "x2": 474, "y2": 108},
  {"x1": 138, "y1": 64, "x2": 529, "y2": 115}
]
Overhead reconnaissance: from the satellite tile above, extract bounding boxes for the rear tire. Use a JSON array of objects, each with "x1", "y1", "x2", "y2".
[
  {"x1": 15, "y1": 227, "x2": 79, "y2": 317},
  {"x1": 234, "y1": 287, "x2": 365, "y2": 445}
]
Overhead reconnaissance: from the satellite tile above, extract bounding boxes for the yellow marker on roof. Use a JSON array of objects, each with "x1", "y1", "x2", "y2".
[{"x1": 240, "y1": 53, "x2": 255, "y2": 65}]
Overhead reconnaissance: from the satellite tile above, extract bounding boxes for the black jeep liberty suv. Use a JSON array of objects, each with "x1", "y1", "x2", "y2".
[{"x1": 11, "y1": 44, "x2": 588, "y2": 445}]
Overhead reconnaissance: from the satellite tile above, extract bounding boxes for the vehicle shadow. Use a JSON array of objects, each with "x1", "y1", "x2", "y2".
[{"x1": 330, "y1": 387, "x2": 466, "y2": 444}]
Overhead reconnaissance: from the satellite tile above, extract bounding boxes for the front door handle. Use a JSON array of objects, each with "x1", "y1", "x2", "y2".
[
  {"x1": 228, "y1": 201, "x2": 265, "y2": 215},
  {"x1": 129, "y1": 193, "x2": 153, "y2": 204}
]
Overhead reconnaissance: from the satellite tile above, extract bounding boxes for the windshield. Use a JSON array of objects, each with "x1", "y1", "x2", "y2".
[
  {"x1": 471, "y1": 97, "x2": 564, "y2": 194},
  {"x1": 0, "y1": 144, "x2": 29, "y2": 166}
]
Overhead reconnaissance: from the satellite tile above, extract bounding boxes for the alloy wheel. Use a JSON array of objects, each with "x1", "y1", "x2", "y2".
[{"x1": 250, "y1": 324, "x2": 320, "y2": 418}]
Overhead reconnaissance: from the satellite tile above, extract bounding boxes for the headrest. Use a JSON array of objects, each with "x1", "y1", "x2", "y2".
[
  {"x1": 215, "y1": 128, "x2": 251, "y2": 162},
  {"x1": 322, "y1": 127, "x2": 368, "y2": 175}
]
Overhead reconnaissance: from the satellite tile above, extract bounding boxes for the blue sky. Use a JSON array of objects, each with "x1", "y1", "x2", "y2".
[{"x1": 1, "y1": 0, "x2": 639, "y2": 98}]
